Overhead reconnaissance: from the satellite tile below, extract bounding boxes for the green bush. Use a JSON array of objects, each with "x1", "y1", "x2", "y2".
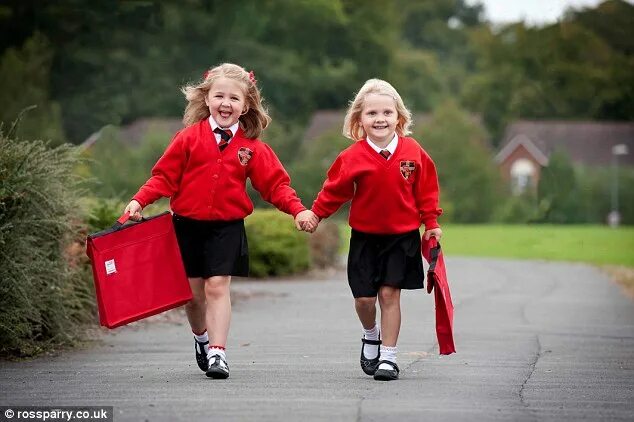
[
  {"x1": 245, "y1": 209, "x2": 310, "y2": 277},
  {"x1": 308, "y1": 220, "x2": 341, "y2": 268},
  {"x1": 0, "y1": 134, "x2": 94, "y2": 357},
  {"x1": 494, "y1": 194, "x2": 539, "y2": 223}
]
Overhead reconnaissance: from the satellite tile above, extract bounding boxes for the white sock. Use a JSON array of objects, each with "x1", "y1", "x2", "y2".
[
  {"x1": 378, "y1": 345, "x2": 397, "y2": 370},
  {"x1": 362, "y1": 325, "x2": 380, "y2": 360},
  {"x1": 207, "y1": 346, "x2": 226, "y2": 361},
  {"x1": 193, "y1": 331, "x2": 209, "y2": 354},
  {"x1": 194, "y1": 331, "x2": 208, "y2": 343}
]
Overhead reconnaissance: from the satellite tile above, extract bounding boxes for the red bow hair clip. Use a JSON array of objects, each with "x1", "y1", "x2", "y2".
[
  {"x1": 202, "y1": 69, "x2": 210, "y2": 80},
  {"x1": 248, "y1": 70, "x2": 257, "y2": 84}
]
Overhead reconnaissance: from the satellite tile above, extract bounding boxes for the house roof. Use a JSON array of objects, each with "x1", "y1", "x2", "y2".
[
  {"x1": 81, "y1": 117, "x2": 184, "y2": 149},
  {"x1": 497, "y1": 120, "x2": 634, "y2": 166}
]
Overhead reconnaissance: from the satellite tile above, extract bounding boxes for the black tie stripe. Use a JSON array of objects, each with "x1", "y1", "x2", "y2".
[{"x1": 213, "y1": 128, "x2": 233, "y2": 151}]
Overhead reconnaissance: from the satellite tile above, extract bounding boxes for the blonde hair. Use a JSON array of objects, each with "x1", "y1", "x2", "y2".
[
  {"x1": 343, "y1": 79, "x2": 412, "y2": 140},
  {"x1": 181, "y1": 63, "x2": 271, "y2": 139}
]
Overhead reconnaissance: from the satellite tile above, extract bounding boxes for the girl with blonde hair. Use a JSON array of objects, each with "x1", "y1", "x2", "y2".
[{"x1": 310, "y1": 78, "x2": 442, "y2": 381}]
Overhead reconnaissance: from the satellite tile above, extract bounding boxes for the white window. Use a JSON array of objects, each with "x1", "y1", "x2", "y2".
[{"x1": 510, "y1": 159, "x2": 536, "y2": 195}]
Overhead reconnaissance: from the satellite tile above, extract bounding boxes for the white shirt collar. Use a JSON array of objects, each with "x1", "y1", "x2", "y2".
[
  {"x1": 366, "y1": 133, "x2": 398, "y2": 155},
  {"x1": 208, "y1": 116, "x2": 239, "y2": 141}
]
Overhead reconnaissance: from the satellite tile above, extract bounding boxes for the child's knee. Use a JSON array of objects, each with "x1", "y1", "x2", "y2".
[
  {"x1": 186, "y1": 294, "x2": 205, "y2": 309},
  {"x1": 378, "y1": 287, "x2": 400, "y2": 304},
  {"x1": 355, "y1": 296, "x2": 376, "y2": 310},
  {"x1": 204, "y1": 276, "x2": 230, "y2": 298}
]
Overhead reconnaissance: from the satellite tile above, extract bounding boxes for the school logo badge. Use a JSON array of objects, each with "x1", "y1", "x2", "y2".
[
  {"x1": 400, "y1": 161, "x2": 416, "y2": 180},
  {"x1": 238, "y1": 147, "x2": 253, "y2": 166}
]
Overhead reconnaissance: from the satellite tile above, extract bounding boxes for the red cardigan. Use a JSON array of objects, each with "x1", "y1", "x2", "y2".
[
  {"x1": 312, "y1": 137, "x2": 442, "y2": 234},
  {"x1": 133, "y1": 120, "x2": 306, "y2": 220}
]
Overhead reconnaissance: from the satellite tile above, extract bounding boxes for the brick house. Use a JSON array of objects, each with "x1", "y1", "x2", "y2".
[{"x1": 495, "y1": 120, "x2": 634, "y2": 194}]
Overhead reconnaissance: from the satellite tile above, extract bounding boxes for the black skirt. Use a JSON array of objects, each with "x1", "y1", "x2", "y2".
[
  {"x1": 347, "y1": 229, "x2": 424, "y2": 298},
  {"x1": 172, "y1": 214, "x2": 249, "y2": 278}
]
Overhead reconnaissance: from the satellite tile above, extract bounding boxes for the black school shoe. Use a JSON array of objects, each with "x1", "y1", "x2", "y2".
[
  {"x1": 360, "y1": 337, "x2": 382, "y2": 375},
  {"x1": 373, "y1": 360, "x2": 399, "y2": 381},
  {"x1": 194, "y1": 339, "x2": 209, "y2": 372},
  {"x1": 206, "y1": 354, "x2": 230, "y2": 379}
]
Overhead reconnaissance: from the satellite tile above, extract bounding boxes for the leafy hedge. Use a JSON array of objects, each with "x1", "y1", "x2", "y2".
[
  {"x1": 0, "y1": 134, "x2": 94, "y2": 357},
  {"x1": 245, "y1": 209, "x2": 310, "y2": 277}
]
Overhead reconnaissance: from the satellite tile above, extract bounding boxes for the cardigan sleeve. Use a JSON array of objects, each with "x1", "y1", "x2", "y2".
[
  {"x1": 132, "y1": 132, "x2": 186, "y2": 207},
  {"x1": 311, "y1": 153, "x2": 355, "y2": 220},
  {"x1": 248, "y1": 143, "x2": 307, "y2": 217},
  {"x1": 415, "y1": 148, "x2": 443, "y2": 230}
]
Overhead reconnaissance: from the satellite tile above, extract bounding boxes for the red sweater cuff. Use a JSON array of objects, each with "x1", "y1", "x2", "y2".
[
  {"x1": 290, "y1": 204, "x2": 308, "y2": 218},
  {"x1": 424, "y1": 220, "x2": 439, "y2": 231}
]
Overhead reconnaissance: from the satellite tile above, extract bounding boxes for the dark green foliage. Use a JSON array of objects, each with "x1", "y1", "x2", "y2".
[
  {"x1": 0, "y1": 33, "x2": 65, "y2": 145},
  {"x1": 83, "y1": 127, "x2": 171, "y2": 201},
  {"x1": 462, "y1": 1, "x2": 634, "y2": 142},
  {"x1": 245, "y1": 210, "x2": 310, "y2": 277},
  {"x1": 85, "y1": 198, "x2": 127, "y2": 233},
  {"x1": 308, "y1": 220, "x2": 341, "y2": 269},
  {"x1": 574, "y1": 165, "x2": 634, "y2": 225},
  {"x1": 494, "y1": 194, "x2": 539, "y2": 223},
  {"x1": 417, "y1": 101, "x2": 502, "y2": 223},
  {"x1": 0, "y1": 133, "x2": 94, "y2": 357},
  {"x1": 536, "y1": 150, "x2": 581, "y2": 223},
  {"x1": 289, "y1": 128, "x2": 352, "y2": 207}
]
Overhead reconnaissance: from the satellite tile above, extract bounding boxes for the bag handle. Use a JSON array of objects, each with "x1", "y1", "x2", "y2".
[
  {"x1": 115, "y1": 211, "x2": 131, "y2": 227},
  {"x1": 110, "y1": 211, "x2": 146, "y2": 230},
  {"x1": 427, "y1": 237, "x2": 441, "y2": 273}
]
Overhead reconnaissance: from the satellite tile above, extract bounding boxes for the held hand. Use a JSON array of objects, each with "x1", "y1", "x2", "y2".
[
  {"x1": 423, "y1": 227, "x2": 442, "y2": 240},
  {"x1": 124, "y1": 200, "x2": 143, "y2": 221},
  {"x1": 295, "y1": 210, "x2": 320, "y2": 233}
]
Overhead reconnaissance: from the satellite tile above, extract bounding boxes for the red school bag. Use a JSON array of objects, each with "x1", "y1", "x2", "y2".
[
  {"x1": 421, "y1": 236, "x2": 456, "y2": 355},
  {"x1": 86, "y1": 211, "x2": 192, "y2": 328}
]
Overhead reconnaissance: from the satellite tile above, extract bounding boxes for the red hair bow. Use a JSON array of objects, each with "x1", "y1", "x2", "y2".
[
  {"x1": 248, "y1": 70, "x2": 257, "y2": 84},
  {"x1": 202, "y1": 69, "x2": 210, "y2": 80}
]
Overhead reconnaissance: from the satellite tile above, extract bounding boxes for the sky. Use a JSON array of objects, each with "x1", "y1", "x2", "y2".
[{"x1": 468, "y1": 0, "x2": 607, "y2": 24}]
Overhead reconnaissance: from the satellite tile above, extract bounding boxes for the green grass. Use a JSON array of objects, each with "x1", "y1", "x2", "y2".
[{"x1": 338, "y1": 224, "x2": 634, "y2": 267}]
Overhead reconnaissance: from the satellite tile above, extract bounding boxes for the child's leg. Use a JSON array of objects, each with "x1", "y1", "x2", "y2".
[
  {"x1": 185, "y1": 277, "x2": 209, "y2": 371},
  {"x1": 355, "y1": 296, "x2": 381, "y2": 374},
  {"x1": 377, "y1": 285, "x2": 401, "y2": 347},
  {"x1": 354, "y1": 296, "x2": 377, "y2": 329},
  {"x1": 204, "y1": 275, "x2": 232, "y2": 348},
  {"x1": 185, "y1": 277, "x2": 206, "y2": 333},
  {"x1": 374, "y1": 285, "x2": 401, "y2": 380},
  {"x1": 204, "y1": 275, "x2": 231, "y2": 379}
]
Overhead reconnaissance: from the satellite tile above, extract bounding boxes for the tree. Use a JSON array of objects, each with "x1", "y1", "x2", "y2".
[
  {"x1": 416, "y1": 101, "x2": 502, "y2": 223},
  {"x1": 462, "y1": 3, "x2": 634, "y2": 141},
  {"x1": 0, "y1": 33, "x2": 65, "y2": 145},
  {"x1": 536, "y1": 150, "x2": 581, "y2": 223}
]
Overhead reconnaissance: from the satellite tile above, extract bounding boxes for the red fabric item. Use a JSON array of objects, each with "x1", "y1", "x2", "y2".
[
  {"x1": 312, "y1": 137, "x2": 442, "y2": 234},
  {"x1": 133, "y1": 120, "x2": 307, "y2": 220},
  {"x1": 421, "y1": 236, "x2": 456, "y2": 355},
  {"x1": 86, "y1": 212, "x2": 193, "y2": 328}
]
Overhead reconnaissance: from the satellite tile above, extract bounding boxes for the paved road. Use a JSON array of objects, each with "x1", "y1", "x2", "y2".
[{"x1": 1, "y1": 258, "x2": 633, "y2": 421}]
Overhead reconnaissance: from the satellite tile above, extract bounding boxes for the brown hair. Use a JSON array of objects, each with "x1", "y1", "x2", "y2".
[
  {"x1": 181, "y1": 63, "x2": 271, "y2": 139},
  {"x1": 342, "y1": 79, "x2": 412, "y2": 140}
]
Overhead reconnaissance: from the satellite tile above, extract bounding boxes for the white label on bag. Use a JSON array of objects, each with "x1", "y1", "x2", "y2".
[{"x1": 105, "y1": 259, "x2": 117, "y2": 275}]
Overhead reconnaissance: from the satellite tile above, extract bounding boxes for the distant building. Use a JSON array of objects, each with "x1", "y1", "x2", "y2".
[
  {"x1": 495, "y1": 120, "x2": 634, "y2": 194},
  {"x1": 81, "y1": 117, "x2": 183, "y2": 149}
]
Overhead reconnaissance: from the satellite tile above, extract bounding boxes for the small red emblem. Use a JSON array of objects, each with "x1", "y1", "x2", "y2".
[
  {"x1": 400, "y1": 161, "x2": 416, "y2": 180},
  {"x1": 238, "y1": 147, "x2": 253, "y2": 166}
]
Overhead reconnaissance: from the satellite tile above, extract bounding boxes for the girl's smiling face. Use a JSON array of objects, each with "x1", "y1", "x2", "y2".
[
  {"x1": 359, "y1": 93, "x2": 398, "y2": 145},
  {"x1": 205, "y1": 77, "x2": 247, "y2": 128}
]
